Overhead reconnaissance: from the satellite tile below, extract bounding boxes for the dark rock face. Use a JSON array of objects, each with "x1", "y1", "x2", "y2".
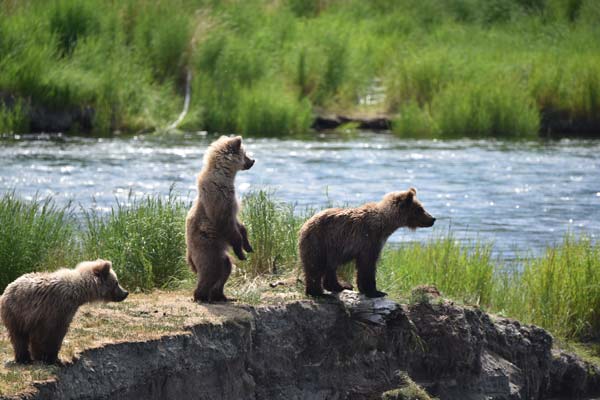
[
  {"x1": 28, "y1": 104, "x2": 95, "y2": 134},
  {"x1": 4, "y1": 296, "x2": 599, "y2": 400},
  {"x1": 0, "y1": 93, "x2": 95, "y2": 134},
  {"x1": 312, "y1": 114, "x2": 392, "y2": 131},
  {"x1": 549, "y1": 350, "x2": 600, "y2": 399},
  {"x1": 540, "y1": 108, "x2": 600, "y2": 138}
]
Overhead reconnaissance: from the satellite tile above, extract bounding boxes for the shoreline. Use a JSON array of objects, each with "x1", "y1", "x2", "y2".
[{"x1": 2, "y1": 94, "x2": 600, "y2": 138}]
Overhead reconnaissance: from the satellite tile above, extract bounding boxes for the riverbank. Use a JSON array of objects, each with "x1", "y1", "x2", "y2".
[
  {"x1": 1, "y1": 0, "x2": 600, "y2": 137},
  {"x1": 1, "y1": 190, "x2": 599, "y2": 342},
  {"x1": 0, "y1": 290, "x2": 598, "y2": 399}
]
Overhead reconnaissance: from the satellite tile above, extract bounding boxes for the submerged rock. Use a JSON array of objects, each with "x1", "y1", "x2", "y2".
[{"x1": 3, "y1": 294, "x2": 598, "y2": 400}]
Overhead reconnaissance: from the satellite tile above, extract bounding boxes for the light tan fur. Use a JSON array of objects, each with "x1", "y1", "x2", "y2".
[
  {"x1": 298, "y1": 188, "x2": 435, "y2": 298},
  {"x1": 0, "y1": 259, "x2": 128, "y2": 364},
  {"x1": 185, "y1": 135, "x2": 254, "y2": 302}
]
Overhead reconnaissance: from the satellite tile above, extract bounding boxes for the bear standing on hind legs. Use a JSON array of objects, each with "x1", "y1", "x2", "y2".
[
  {"x1": 299, "y1": 188, "x2": 435, "y2": 298},
  {"x1": 186, "y1": 135, "x2": 255, "y2": 302}
]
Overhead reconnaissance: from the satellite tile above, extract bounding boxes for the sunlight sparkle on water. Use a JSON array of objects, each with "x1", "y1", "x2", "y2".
[{"x1": 1, "y1": 134, "x2": 599, "y2": 259}]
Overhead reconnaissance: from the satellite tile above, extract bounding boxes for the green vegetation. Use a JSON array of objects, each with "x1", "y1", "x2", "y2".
[
  {"x1": 0, "y1": 190, "x2": 599, "y2": 341},
  {"x1": 0, "y1": 192, "x2": 77, "y2": 291},
  {"x1": 239, "y1": 190, "x2": 305, "y2": 275},
  {"x1": 382, "y1": 372, "x2": 437, "y2": 400},
  {"x1": 1, "y1": 0, "x2": 599, "y2": 137},
  {"x1": 82, "y1": 190, "x2": 191, "y2": 291},
  {"x1": 0, "y1": 101, "x2": 28, "y2": 134},
  {"x1": 378, "y1": 234, "x2": 600, "y2": 340}
]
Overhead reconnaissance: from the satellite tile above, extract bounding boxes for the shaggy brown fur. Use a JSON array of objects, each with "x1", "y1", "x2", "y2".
[
  {"x1": 298, "y1": 188, "x2": 435, "y2": 298},
  {"x1": 0, "y1": 259, "x2": 128, "y2": 364},
  {"x1": 186, "y1": 135, "x2": 255, "y2": 302}
]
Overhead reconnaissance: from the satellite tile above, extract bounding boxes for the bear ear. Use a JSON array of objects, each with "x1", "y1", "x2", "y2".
[
  {"x1": 230, "y1": 136, "x2": 242, "y2": 152},
  {"x1": 93, "y1": 260, "x2": 111, "y2": 278},
  {"x1": 403, "y1": 188, "x2": 416, "y2": 204}
]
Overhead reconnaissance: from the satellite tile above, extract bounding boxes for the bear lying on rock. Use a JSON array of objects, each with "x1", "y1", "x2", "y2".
[
  {"x1": 299, "y1": 188, "x2": 435, "y2": 298},
  {"x1": 0, "y1": 259, "x2": 128, "y2": 364}
]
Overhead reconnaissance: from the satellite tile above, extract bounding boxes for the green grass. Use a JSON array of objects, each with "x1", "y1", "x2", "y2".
[
  {"x1": 0, "y1": 190, "x2": 598, "y2": 341},
  {"x1": 378, "y1": 234, "x2": 600, "y2": 340},
  {"x1": 81, "y1": 190, "x2": 191, "y2": 291},
  {"x1": 378, "y1": 236, "x2": 497, "y2": 306},
  {"x1": 502, "y1": 235, "x2": 600, "y2": 339},
  {"x1": 0, "y1": 100, "x2": 28, "y2": 135},
  {"x1": 1, "y1": 0, "x2": 600, "y2": 137},
  {"x1": 0, "y1": 192, "x2": 77, "y2": 291},
  {"x1": 239, "y1": 190, "x2": 306, "y2": 275},
  {"x1": 382, "y1": 372, "x2": 437, "y2": 400}
]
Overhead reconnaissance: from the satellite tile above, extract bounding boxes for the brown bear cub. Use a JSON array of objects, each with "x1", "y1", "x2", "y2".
[
  {"x1": 0, "y1": 259, "x2": 128, "y2": 364},
  {"x1": 186, "y1": 135, "x2": 255, "y2": 302},
  {"x1": 299, "y1": 188, "x2": 435, "y2": 298}
]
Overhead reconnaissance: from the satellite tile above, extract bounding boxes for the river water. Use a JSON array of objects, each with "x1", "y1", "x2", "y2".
[{"x1": 1, "y1": 132, "x2": 598, "y2": 259}]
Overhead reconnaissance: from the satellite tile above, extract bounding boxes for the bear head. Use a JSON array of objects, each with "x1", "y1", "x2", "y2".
[
  {"x1": 204, "y1": 135, "x2": 255, "y2": 173},
  {"x1": 77, "y1": 259, "x2": 129, "y2": 302},
  {"x1": 385, "y1": 188, "x2": 436, "y2": 230}
]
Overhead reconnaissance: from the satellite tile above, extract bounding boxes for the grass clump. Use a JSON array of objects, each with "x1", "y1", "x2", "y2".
[
  {"x1": 506, "y1": 235, "x2": 600, "y2": 339},
  {"x1": 0, "y1": 192, "x2": 77, "y2": 292},
  {"x1": 0, "y1": 101, "x2": 28, "y2": 134},
  {"x1": 82, "y1": 192, "x2": 190, "y2": 291},
  {"x1": 382, "y1": 372, "x2": 437, "y2": 400},
  {"x1": 239, "y1": 190, "x2": 306, "y2": 276},
  {"x1": 431, "y1": 81, "x2": 540, "y2": 138},
  {"x1": 378, "y1": 235, "x2": 496, "y2": 307},
  {"x1": 379, "y1": 233, "x2": 600, "y2": 341}
]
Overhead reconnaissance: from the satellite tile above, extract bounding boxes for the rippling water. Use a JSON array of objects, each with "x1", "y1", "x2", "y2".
[{"x1": 1, "y1": 132, "x2": 599, "y2": 258}]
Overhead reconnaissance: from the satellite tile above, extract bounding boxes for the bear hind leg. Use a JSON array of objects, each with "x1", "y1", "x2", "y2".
[
  {"x1": 304, "y1": 262, "x2": 327, "y2": 297},
  {"x1": 9, "y1": 331, "x2": 31, "y2": 364},
  {"x1": 192, "y1": 248, "x2": 223, "y2": 303},
  {"x1": 356, "y1": 253, "x2": 387, "y2": 298},
  {"x1": 194, "y1": 274, "x2": 216, "y2": 303},
  {"x1": 323, "y1": 268, "x2": 353, "y2": 293},
  {"x1": 30, "y1": 328, "x2": 66, "y2": 364},
  {"x1": 209, "y1": 255, "x2": 233, "y2": 302}
]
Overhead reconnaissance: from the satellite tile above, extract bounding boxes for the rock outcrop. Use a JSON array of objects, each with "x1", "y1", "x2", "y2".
[{"x1": 3, "y1": 293, "x2": 599, "y2": 400}]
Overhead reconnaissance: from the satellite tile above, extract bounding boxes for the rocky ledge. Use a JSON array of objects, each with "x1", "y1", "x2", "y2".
[{"x1": 4, "y1": 291, "x2": 599, "y2": 400}]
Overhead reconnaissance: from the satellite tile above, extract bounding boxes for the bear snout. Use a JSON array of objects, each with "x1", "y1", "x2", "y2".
[
  {"x1": 115, "y1": 289, "x2": 129, "y2": 302},
  {"x1": 243, "y1": 158, "x2": 255, "y2": 170}
]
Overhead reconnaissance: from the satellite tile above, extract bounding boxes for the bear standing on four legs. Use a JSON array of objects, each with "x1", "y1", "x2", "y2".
[
  {"x1": 186, "y1": 135, "x2": 255, "y2": 302},
  {"x1": 0, "y1": 259, "x2": 128, "y2": 364},
  {"x1": 299, "y1": 188, "x2": 435, "y2": 298}
]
